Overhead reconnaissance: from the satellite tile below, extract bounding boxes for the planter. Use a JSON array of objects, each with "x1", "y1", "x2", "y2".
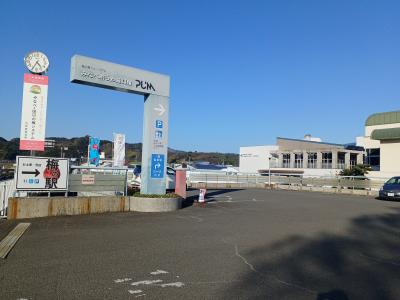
[{"x1": 130, "y1": 196, "x2": 182, "y2": 212}]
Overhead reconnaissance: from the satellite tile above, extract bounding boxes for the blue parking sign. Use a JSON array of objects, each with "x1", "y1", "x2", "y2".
[
  {"x1": 155, "y1": 120, "x2": 163, "y2": 129},
  {"x1": 151, "y1": 154, "x2": 165, "y2": 178}
]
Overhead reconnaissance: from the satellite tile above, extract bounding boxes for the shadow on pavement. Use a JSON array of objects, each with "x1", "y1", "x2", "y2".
[
  {"x1": 182, "y1": 189, "x2": 243, "y2": 208},
  {"x1": 224, "y1": 207, "x2": 400, "y2": 300}
]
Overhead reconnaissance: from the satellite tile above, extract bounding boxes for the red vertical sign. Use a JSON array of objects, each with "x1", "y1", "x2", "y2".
[{"x1": 175, "y1": 170, "x2": 187, "y2": 199}]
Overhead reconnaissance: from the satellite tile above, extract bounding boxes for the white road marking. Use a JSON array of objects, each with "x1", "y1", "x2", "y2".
[
  {"x1": 114, "y1": 278, "x2": 132, "y2": 283},
  {"x1": 150, "y1": 270, "x2": 169, "y2": 275},
  {"x1": 160, "y1": 282, "x2": 185, "y2": 288},
  {"x1": 131, "y1": 279, "x2": 163, "y2": 286},
  {"x1": 128, "y1": 290, "x2": 143, "y2": 294}
]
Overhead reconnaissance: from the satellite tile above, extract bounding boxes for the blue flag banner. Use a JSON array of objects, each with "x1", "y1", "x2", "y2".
[{"x1": 89, "y1": 137, "x2": 100, "y2": 166}]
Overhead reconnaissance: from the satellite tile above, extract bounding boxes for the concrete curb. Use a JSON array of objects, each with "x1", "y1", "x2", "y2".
[{"x1": 130, "y1": 196, "x2": 182, "y2": 212}]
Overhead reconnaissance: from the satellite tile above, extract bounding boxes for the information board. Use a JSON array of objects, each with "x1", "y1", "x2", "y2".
[{"x1": 15, "y1": 156, "x2": 69, "y2": 191}]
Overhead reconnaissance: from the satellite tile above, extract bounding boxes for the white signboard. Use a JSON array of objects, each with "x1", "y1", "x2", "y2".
[
  {"x1": 113, "y1": 133, "x2": 125, "y2": 167},
  {"x1": 81, "y1": 174, "x2": 95, "y2": 185},
  {"x1": 70, "y1": 55, "x2": 170, "y2": 97},
  {"x1": 15, "y1": 156, "x2": 69, "y2": 191},
  {"x1": 19, "y1": 74, "x2": 48, "y2": 151}
]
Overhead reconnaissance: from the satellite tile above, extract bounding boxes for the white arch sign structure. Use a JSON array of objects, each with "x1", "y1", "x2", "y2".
[{"x1": 70, "y1": 55, "x2": 170, "y2": 195}]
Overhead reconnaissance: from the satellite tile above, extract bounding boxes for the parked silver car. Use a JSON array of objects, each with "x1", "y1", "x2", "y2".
[{"x1": 128, "y1": 165, "x2": 176, "y2": 190}]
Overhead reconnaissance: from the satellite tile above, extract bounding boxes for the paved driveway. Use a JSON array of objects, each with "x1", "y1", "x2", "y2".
[{"x1": 1, "y1": 189, "x2": 400, "y2": 299}]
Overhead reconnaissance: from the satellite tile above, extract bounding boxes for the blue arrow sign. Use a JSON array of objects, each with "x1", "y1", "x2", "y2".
[{"x1": 151, "y1": 154, "x2": 165, "y2": 178}]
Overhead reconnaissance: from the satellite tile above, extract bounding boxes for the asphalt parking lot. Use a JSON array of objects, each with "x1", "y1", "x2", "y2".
[{"x1": 1, "y1": 189, "x2": 400, "y2": 300}]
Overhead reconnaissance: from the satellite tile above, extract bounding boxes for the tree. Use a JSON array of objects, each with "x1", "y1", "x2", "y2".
[{"x1": 339, "y1": 164, "x2": 372, "y2": 177}]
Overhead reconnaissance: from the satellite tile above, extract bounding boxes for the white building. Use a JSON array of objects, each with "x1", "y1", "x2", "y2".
[
  {"x1": 357, "y1": 110, "x2": 400, "y2": 178},
  {"x1": 239, "y1": 145, "x2": 278, "y2": 173},
  {"x1": 240, "y1": 135, "x2": 364, "y2": 177}
]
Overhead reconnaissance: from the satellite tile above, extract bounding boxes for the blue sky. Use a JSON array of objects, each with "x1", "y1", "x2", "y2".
[{"x1": 1, "y1": 0, "x2": 399, "y2": 153}]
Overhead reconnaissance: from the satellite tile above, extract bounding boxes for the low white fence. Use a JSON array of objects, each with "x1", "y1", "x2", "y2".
[
  {"x1": 0, "y1": 180, "x2": 15, "y2": 218},
  {"x1": 187, "y1": 172, "x2": 388, "y2": 191}
]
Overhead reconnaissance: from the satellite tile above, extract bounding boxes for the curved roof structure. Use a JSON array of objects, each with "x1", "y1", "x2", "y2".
[
  {"x1": 371, "y1": 127, "x2": 400, "y2": 140},
  {"x1": 365, "y1": 111, "x2": 400, "y2": 126}
]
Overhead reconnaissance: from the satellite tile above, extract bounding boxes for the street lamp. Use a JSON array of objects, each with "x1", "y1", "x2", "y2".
[{"x1": 61, "y1": 146, "x2": 68, "y2": 158}]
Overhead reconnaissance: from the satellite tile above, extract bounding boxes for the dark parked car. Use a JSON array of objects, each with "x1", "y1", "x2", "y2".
[{"x1": 379, "y1": 176, "x2": 400, "y2": 200}]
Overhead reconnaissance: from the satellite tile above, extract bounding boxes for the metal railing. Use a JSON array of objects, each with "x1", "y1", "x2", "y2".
[
  {"x1": 187, "y1": 172, "x2": 388, "y2": 191},
  {"x1": 0, "y1": 180, "x2": 15, "y2": 218},
  {"x1": 70, "y1": 166, "x2": 129, "y2": 196}
]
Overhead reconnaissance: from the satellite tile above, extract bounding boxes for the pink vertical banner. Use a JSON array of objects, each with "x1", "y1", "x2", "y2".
[
  {"x1": 19, "y1": 73, "x2": 48, "y2": 151},
  {"x1": 175, "y1": 170, "x2": 187, "y2": 199}
]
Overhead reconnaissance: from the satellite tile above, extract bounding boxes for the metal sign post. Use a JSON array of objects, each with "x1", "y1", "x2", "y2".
[{"x1": 141, "y1": 94, "x2": 169, "y2": 194}]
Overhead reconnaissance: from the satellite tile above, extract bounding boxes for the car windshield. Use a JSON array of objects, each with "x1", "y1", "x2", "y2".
[{"x1": 385, "y1": 177, "x2": 400, "y2": 185}]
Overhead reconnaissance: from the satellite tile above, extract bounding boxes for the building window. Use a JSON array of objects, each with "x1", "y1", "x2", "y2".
[
  {"x1": 282, "y1": 153, "x2": 290, "y2": 168},
  {"x1": 294, "y1": 153, "x2": 303, "y2": 168},
  {"x1": 365, "y1": 148, "x2": 380, "y2": 171},
  {"x1": 350, "y1": 153, "x2": 357, "y2": 168},
  {"x1": 337, "y1": 152, "x2": 345, "y2": 169},
  {"x1": 308, "y1": 152, "x2": 317, "y2": 168},
  {"x1": 322, "y1": 152, "x2": 332, "y2": 169}
]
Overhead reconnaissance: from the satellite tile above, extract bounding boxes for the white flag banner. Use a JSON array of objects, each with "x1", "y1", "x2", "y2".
[
  {"x1": 19, "y1": 74, "x2": 48, "y2": 151},
  {"x1": 113, "y1": 133, "x2": 125, "y2": 167}
]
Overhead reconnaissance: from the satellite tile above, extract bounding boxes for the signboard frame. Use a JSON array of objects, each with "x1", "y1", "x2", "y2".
[
  {"x1": 70, "y1": 55, "x2": 170, "y2": 97},
  {"x1": 15, "y1": 156, "x2": 69, "y2": 191}
]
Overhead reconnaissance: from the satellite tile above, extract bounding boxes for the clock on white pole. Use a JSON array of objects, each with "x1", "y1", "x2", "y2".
[{"x1": 24, "y1": 51, "x2": 49, "y2": 74}]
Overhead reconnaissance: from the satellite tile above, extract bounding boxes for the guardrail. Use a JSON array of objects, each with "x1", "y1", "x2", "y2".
[{"x1": 187, "y1": 172, "x2": 388, "y2": 192}]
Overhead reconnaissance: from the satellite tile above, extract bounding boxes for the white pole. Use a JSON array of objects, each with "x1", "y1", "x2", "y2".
[{"x1": 268, "y1": 157, "x2": 271, "y2": 186}]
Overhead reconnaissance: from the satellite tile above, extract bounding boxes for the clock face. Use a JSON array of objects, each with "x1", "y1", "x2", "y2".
[{"x1": 24, "y1": 51, "x2": 49, "y2": 74}]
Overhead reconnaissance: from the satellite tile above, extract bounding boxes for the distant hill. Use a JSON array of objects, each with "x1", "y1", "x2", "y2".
[{"x1": 0, "y1": 136, "x2": 239, "y2": 166}]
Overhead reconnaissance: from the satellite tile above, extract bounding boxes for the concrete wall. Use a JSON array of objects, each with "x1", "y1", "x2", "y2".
[
  {"x1": 130, "y1": 197, "x2": 181, "y2": 212},
  {"x1": 190, "y1": 182, "x2": 379, "y2": 197},
  {"x1": 8, "y1": 196, "x2": 130, "y2": 219},
  {"x1": 380, "y1": 139, "x2": 400, "y2": 175},
  {"x1": 7, "y1": 195, "x2": 182, "y2": 219}
]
